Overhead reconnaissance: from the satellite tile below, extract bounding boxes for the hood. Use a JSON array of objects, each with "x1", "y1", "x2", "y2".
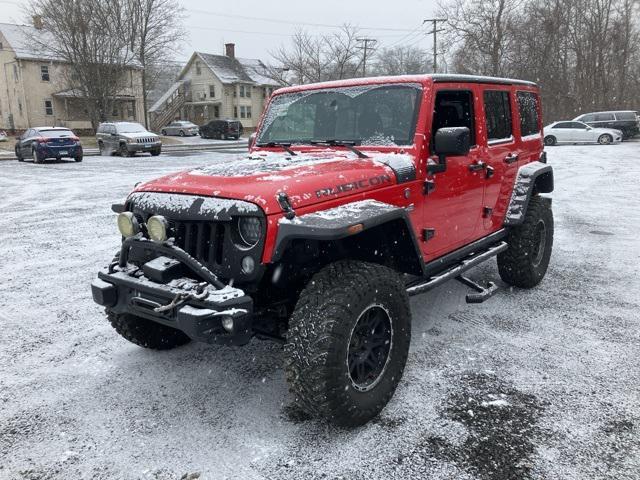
[{"x1": 133, "y1": 150, "x2": 415, "y2": 214}]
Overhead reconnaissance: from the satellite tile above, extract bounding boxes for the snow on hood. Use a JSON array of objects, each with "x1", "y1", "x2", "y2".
[{"x1": 134, "y1": 149, "x2": 415, "y2": 215}]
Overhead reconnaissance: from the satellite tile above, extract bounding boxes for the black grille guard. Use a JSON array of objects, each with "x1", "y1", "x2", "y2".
[{"x1": 116, "y1": 235, "x2": 226, "y2": 289}]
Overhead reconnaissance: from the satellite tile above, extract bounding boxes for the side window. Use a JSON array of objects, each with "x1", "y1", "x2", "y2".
[
  {"x1": 581, "y1": 114, "x2": 596, "y2": 122},
  {"x1": 571, "y1": 122, "x2": 587, "y2": 129},
  {"x1": 483, "y1": 90, "x2": 512, "y2": 141},
  {"x1": 432, "y1": 90, "x2": 475, "y2": 147},
  {"x1": 615, "y1": 112, "x2": 636, "y2": 121},
  {"x1": 594, "y1": 113, "x2": 614, "y2": 121},
  {"x1": 516, "y1": 91, "x2": 540, "y2": 137},
  {"x1": 553, "y1": 122, "x2": 571, "y2": 129}
]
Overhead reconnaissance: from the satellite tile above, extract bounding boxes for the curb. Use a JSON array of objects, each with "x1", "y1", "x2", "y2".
[{"x1": 0, "y1": 140, "x2": 248, "y2": 161}]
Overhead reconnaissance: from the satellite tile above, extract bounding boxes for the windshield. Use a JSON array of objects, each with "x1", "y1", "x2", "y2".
[
  {"x1": 257, "y1": 83, "x2": 422, "y2": 146},
  {"x1": 117, "y1": 122, "x2": 146, "y2": 133},
  {"x1": 40, "y1": 129, "x2": 73, "y2": 138}
]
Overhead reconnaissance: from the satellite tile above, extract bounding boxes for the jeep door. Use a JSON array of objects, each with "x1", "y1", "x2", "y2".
[
  {"x1": 422, "y1": 86, "x2": 486, "y2": 258},
  {"x1": 478, "y1": 87, "x2": 535, "y2": 231}
]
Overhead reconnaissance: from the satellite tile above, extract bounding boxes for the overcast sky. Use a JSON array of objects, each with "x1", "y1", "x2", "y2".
[{"x1": 0, "y1": 0, "x2": 438, "y2": 63}]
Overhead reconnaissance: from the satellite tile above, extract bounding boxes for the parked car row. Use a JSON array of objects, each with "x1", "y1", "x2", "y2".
[
  {"x1": 161, "y1": 119, "x2": 244, "y2": 140},
  {"x1": 544, "y1": 109, "x2": 638, "y2": 146}
]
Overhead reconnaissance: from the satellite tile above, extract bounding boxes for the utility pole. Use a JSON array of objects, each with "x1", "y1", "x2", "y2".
[
  {"x1": 356, "y1": 37, "x2": 378, "y2": 77},
  {"x1": 423, "y1": 18, "x2": 447, "y2": 73}
]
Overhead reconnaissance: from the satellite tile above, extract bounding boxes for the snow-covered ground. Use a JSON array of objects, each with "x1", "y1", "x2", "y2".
[{"x1": 0, "y1": 143, "x2": 639, "y2": 480}]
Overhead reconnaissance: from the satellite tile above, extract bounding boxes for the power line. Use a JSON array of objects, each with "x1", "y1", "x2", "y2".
[{"x1": 423, "y1": 18, "x2": 447, "y2": 72}]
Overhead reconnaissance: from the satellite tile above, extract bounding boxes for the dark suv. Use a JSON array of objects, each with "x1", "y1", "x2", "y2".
[
  {"x1": 573, "y1": 110, "x2": 640, "y2": 139},
  {"x1": 199, "y1": 119, "x2": 243, "y2": 140},
  {"x1": 92, "y1": 74, "x2": 553, "y2": 427}
]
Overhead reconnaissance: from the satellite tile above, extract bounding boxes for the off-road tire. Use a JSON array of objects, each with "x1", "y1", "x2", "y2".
[
  {"x1": 598, "y1": 134, "x2": 613, "y2": 145},
  {"x1": 106, "y1": 310, "x2": 191, "y2": 350},
  {"x1": 498, "y1": 195, "x2": 553, "y2": 288},
  {"x1": 284, "y1": 261, "x2": 411, "y2": 427},
  {"x1": 151, "y1": 148, "x2": 161, "y2": 156},
  {"x1": 544, "y1": 135, "x2": 557, "y2": 146}
]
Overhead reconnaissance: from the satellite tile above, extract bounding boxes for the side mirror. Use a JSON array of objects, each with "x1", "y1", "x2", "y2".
[
  {"x1": 428, "y1": 127, "x2": 471, "y2": 174},
  {"x1": 248, "y1": 132, "x2": 257, "y2": 151}
]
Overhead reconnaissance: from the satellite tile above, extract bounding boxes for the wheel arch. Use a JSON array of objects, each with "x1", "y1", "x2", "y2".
[
  {"x1": 271, "y1": 200, "x2": 425, "y2": 277},
  {"x1": 504, "y1": 161, "x2": 554, "y2": 226}
]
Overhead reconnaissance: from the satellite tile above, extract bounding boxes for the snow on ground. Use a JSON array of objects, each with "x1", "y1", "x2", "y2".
[{"x1": 0, "y1": 143, "x2": 639, "y2": 480}]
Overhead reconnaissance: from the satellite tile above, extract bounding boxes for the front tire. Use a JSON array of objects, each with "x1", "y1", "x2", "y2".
[
  {"x1": 107, "y1": 310, "x2": 191, "y2": 350},
  {"x1": 151, "y1": 148, "x2": 161, "y2": 156},
  {"x1": 179, "y1": 130, "x2": 185, "y2": 137},
  {"x1": 161, "y1": 129, "x2": 167, "y2": 136},
  {"x1": 498, "y1": 195, "x2": 553, "y2": 288},
  {"x1": 598, "y1": 134, "x2": 613, "y2": 145},
  {"x1": 15, "y1": 147, "x2": 23, "y2": 162},
  {"x1": 74, "y1": 154, "x2": 83, "y2": 162},
  {"x1": 284, "y1": 261, "x2": 411, "y2": 427},
  {"x1": 120, "y1": 144, "x2": 132, "y2": 157},
  {"x1": 544, "y1": 135, "x2": 557, "y2": 146}
]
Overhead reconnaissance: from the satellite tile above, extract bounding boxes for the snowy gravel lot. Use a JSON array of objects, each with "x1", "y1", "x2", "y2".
[{"x1": 1, "y1": 143, "x2": 639, "y2": 480}]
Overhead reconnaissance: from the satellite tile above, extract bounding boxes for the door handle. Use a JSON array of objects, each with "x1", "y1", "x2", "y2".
[
  {"x1": 468, "y1": 160, "x2": 486, "y2": 172},
  {"x1": 504, "y1": 153, "x2": 519, "y2": 164}
]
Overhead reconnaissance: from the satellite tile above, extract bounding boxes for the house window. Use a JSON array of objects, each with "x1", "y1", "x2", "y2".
[
  {"x1": 13, "y1": 64, "x2": 18, "y2": 82},
  {"x1": 240, "y1": 106, "x2": 246, "y2": 118},
  {"x1": 233, "y1": 106, "x2": 238, "y2": 118},
  {"x1": 127, "y1": 102, "x2": 134, "y2": 118},
  {"x1": 209, "y1": 85, "x2": 215, "y2": 98},
  {"x1": 246, "y1": 86, "x2": 251, "y2": 98},
  {"x1": 44, "y1": 100, "x2": 53, "y2": 116},
  {"x1": 41, "y1": 65, "x2": 50, "y2": 81},
  {"x1": 214, "y1": 105, "x2": 220, "y2": 118},
  {"x1": 246, "y1": 106, "x2": 252, "y2": 118},
  {"x1": 483, "y1": 90, "x2": 512, "y2": 141},
  {"x1": 18, "y1": 100, "x2": 23, "y2": 114},
  {"x1": 112, "y1": 103, "x2": 119, "y2": 116},
  {"x1": 195, "y1": 61, "x2": 201, "y2": 75}
]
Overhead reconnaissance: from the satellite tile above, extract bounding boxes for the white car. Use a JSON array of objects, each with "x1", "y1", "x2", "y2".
[
  {"x1": 0, "y1": 130, "x2": 8, "y2": 142},
  {"x1": 543, "y1": 121, "x2": 622, "y2": 146}
]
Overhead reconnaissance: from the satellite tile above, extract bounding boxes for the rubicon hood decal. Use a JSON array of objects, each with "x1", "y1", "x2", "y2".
[{"x1": 134, "y1": 150, "x2": 416, "y2": 214}]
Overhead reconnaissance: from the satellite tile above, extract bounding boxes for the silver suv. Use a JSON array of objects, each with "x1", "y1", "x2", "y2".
[{"x1": 96, "y1": 122, "x2": 162, "y2": 157}]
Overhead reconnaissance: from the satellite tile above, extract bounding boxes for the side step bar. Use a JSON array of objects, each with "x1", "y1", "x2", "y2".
[{"x1": 406, "y1": 241, "x2": 508, "y2": 298}]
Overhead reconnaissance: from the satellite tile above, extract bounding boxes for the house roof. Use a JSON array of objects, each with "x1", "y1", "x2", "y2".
[
  {"x1": 194, "y1": 52, "x2": 278, "y2": 86},
  {"x1": 0, "y1": 22, "x2": 61, "y2": 61}
]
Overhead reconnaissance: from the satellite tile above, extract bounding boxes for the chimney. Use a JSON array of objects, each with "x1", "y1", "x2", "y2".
[
  {"x1": 225, "y1": 43, "x2": 235, "y2": 59},
  {"x1": 32, "y1": 15, "x2": 43, "y2": 30}
]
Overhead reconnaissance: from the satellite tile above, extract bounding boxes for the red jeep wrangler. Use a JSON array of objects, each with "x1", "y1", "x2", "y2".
[{"x1": 92, "y1": 74, "x2": 553, "y2": 426}]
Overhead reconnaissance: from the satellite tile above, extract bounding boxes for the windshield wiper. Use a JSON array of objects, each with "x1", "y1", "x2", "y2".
[
  {"x1": 308, "y1": 140, "x2": 369, "y2": 158},
  {"x1": 256, "y1": 141, "x2": 297, "y2": 156}
]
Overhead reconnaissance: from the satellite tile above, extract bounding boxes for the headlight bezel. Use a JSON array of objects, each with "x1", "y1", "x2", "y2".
[
  {"x1": 117, "y1": 211, "x2": 139, "y2": 238},
  {"x1": 147, "y1": 215, "x2": 169, "y2": 243},
  {"x1": 235, "y1": 216, "x2": 263, "y2": 249}
]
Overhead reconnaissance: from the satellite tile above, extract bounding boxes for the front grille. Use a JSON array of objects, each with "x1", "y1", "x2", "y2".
[
  {"x1": 136, "y1": 137, "x2": 156, "y2": 144},
  {"x1": 170, "y1": 220, "x2": 225, "y2": 266}
]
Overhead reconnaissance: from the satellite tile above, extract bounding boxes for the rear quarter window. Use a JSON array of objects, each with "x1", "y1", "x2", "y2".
[
  {"x1": 615, "y1": 112, "x2": 636, "y2": 121},
  {"x1": 516, "y1": 91, "x2": 540, "y2": 137},
  {"x1": 594, "y1": 113, "x2": 615, "y2": 121}
]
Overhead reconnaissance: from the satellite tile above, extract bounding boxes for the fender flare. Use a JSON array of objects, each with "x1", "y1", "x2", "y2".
[
  {"x1": 272, "y1": 199, "x2": 425, "y2": 275},
  {"x1": 504, "y1": 161, "x2": 554, "y2": 226}
]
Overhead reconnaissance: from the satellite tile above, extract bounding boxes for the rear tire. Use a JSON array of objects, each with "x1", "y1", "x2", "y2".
[
  {"x1": 107, "y1": 310, "x2": 191, "y2": 350},
  {"x1": 498, "y1": 195, "x2": 553, "y2": 288},
  {"x1": 32, "y1": 147, "x2": 43, "y2": 164},
  {"x1": 179, "y1": 130, "x2": 185, "y2": 137},
  {"x1": 15, "y1": 147, "x2": 23, "y2": 162},
  {"x1": 598, "y1": 134, "x2": 613, "y2": 145},
  {"x1": 284, "y1": 261, "x2": 411, "y2": 427},
  {"x1": 161, "y1": 129, "x2": 167, "y2": 136},
  {"x1": 544, "y1": 135, "x2": 557, "y2": 146}
]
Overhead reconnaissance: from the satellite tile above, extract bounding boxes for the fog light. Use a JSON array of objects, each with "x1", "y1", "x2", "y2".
[
  {"x1": 117, "y1": 212, "x2": 139, "y2": 237},
  {"x1": 147, "y1": 215, "x2": 168, "y2": 242},
  {"x1": 241, "y1": 256, "x2": 255, "y2": 274},
  {"x1": 221, "y1": 316, "x2": 234, "y2": 332}
]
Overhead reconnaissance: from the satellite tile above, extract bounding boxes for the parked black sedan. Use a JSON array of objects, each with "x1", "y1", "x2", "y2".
[
  {"x1": 15, "y1": 127, "x2": 83, "y2": 163},
  {"x1": 199, "y1": 119, "x2": 244, "y2": 140}
]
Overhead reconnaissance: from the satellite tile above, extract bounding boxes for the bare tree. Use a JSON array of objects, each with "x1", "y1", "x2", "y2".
[
  {"x1": 270, "y1": 25, "x2": 364, "y2": 84},
  {"x1": 374, "y1": 46, "x2": 429, "y2": 76},
  {"x1": 27, "y1": 0, "x2": 136, "y2": 128},
  {"x1": 126, "y1": 0, "x2": 186, "y2": 127}
]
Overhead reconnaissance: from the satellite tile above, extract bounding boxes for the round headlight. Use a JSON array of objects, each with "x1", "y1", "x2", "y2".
[
  {"x1": 147, "y1": 215, "x2": 168, "y2": 243},
  {"x1": 117, "y1": 212, "x2": 139, "y2": 237},
  {"x1": 237, "y1": 216, "x2": 262, "y2": 247}
]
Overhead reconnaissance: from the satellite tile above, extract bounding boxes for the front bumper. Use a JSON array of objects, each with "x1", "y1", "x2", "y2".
[
  {"x1": 92, "y1": 238, "x2": 254, "y2": 345},
  {"x1": 126, "y1": 142, "x2": 161, "y2": 152}
]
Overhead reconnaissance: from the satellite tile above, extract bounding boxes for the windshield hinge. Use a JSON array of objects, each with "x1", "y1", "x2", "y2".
[{"x1": 277, "y1": 192, "x2": 296, "y2": 220}]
